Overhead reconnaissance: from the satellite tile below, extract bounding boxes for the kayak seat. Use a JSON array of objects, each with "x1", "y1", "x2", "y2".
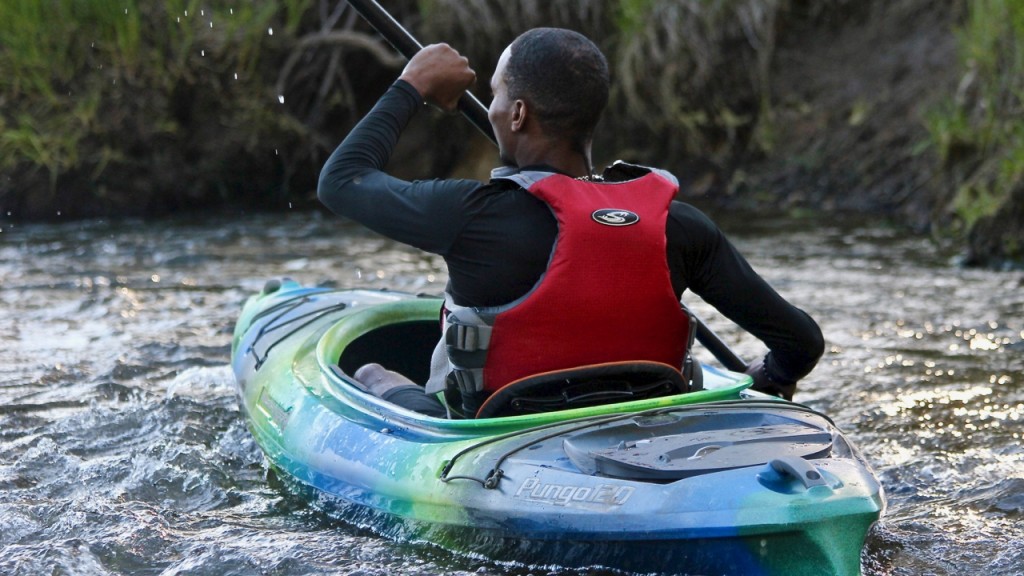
[{"x1": 475, "y1": 361, "x2": 693, "y2": 419}]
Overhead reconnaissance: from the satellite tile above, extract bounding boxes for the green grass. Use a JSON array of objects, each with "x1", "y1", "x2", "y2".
[
  {"x1": 0, "y1": 0, "x2": 310, "y2": 215},
  {"x1": 0, "y1": 1, "x2": 158, "y2": 184},
  {"x1": 927, "y1": 0, "x2": 1024, "y2": 227}
]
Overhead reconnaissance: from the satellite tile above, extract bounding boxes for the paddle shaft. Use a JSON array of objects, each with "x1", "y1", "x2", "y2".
[
  {"x1": 695, "y1": 320, "x2": 748, "y2": 372},
  {"x1": 345, "y1": 0, "x2": 750, "y2": 373},
  {"x1": 347, "y1": 0, "x2": 496, "y2": 144}
]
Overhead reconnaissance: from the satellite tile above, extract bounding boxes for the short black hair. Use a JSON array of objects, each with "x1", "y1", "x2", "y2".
[{"x1": 505, "y1": 28, "x2": 609, "y2": 150}]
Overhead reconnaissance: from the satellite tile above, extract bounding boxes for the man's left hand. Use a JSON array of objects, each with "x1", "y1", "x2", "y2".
[{"x1": 399, "y1": 43, "x2": 476, "y2": 112}]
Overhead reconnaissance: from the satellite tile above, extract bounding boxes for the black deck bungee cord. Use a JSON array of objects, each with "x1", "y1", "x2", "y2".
[{"x1": 247, "y1": 290, "x2": 349, "y2": 370}]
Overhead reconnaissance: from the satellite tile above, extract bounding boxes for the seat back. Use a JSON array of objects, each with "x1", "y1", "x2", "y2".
[{"x1": 473, "y1": 361, "x2": 696, "y2": 419}]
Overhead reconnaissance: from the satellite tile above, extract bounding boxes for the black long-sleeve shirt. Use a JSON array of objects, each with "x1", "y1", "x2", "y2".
[{"x1": 318, "y1": 81, "x2": 824, "y2": 383}]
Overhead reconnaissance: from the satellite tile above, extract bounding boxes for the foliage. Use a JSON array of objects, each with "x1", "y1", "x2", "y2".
[
  {"x1": 927, "y1": 0, "x2": 1024, "y2": 229},
  {"x1": 611, "y1": 0, "x2": 781, "y2": 163},
  {"x1": 418, "y1": 0, "x2": 790, "y2": 183},
  {"x1": 0, "y1": 0, "x2": 133, "y2": 188},
  {"x1": 6, "y1": 0, "x2": 801, "y2": 217},
  {"x1": 5, "y1": 0, "x2": 1017, "y2": 267},
  {"x1": 0, "y1": 0, "x2": 312, "y2": 218}
]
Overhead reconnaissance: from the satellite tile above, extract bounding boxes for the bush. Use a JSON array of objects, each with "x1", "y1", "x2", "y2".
[
  {"x1": 925, "y1": 0, "x2": 1024, "y2": 264},
  {"x1": 0, "y1": 0, "x2": 313, "y2": 219}
]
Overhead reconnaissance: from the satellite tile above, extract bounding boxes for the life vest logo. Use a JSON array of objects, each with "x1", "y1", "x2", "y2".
[{"x1": 591, "y1": 209, "x2": 640, "y2": 227}]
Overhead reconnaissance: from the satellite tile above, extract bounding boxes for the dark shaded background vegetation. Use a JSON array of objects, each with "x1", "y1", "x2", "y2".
[{"x1": 1, "y1": 0, "x2": 1021, "y2": 267}]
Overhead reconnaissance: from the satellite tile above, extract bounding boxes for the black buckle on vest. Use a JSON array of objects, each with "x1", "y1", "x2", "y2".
[
  {"x1": 444, "y1": 321, "x2": 492, "y2": 352},
  {"x1": 444, "y1": 370, "x2": 488, "y2": 419},
  {"x1": 444, "y1": 320, "x2": 491, "y2": 370},
  {"x1": 446, "y1": 368, "x2": 481, "y2": 395}
]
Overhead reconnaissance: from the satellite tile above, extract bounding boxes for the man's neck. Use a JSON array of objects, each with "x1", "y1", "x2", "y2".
[{"x1": 515, "y1": 138, "x2": 593, "y2": 179}]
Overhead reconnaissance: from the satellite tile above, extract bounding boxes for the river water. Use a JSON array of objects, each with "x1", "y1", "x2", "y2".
[{"x1": 1, "y1": 209, "x2": 1021, "y2": 575}]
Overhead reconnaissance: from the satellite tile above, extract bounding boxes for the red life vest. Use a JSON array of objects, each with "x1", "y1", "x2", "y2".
[{"x1": 457, "y1": 169, "x2": 691, "y2": 395}]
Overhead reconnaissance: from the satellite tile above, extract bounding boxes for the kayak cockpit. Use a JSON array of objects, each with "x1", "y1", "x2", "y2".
[
  {"x1": 336, "y1": 316, "x2": 438, "y2": 385},
  {"x1": 314, "y1": 294, "x2": 753, "y2": 433}
]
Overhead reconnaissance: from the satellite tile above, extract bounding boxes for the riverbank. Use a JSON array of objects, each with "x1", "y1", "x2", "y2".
[
  {"x1": 734, "y1": 0, "x2": 1023, "y2": 269},
  {"x1": 1, "y1": 0, "x2": 1020, "y2": 267}
]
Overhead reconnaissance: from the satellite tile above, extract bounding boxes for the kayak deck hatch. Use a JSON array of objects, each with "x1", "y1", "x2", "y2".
[{"x1": 562, "y1": 404, "x2": 835, "y2": 481}]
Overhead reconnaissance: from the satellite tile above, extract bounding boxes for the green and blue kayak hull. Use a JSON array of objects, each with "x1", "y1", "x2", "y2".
[{"x1": 231, "y1": 280, "x2": 884, "y2": 575}]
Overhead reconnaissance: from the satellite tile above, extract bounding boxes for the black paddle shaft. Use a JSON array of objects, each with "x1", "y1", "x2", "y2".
[
  {"x1": 345, "y1": 0, "x2": 750, "y2": 373},
  {"x1": 346, "y1": 0, "x2": 496, "y2": 144},
  {"x1": 695, "y1": 320, "x2": 748, "y2": 372}
]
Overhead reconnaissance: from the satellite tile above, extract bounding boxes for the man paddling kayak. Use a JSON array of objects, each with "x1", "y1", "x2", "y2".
[{"x1": 318, "y1": 28, "x2": 823, "y2": 417}]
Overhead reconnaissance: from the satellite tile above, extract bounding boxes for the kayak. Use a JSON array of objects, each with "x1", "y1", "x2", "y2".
[{"x1": 230, "y1": 279, "x2": 884, "y2": 575}]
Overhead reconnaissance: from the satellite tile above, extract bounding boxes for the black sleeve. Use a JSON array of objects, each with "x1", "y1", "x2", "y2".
[
  {"x1": 317, "y1": 80, "x2": 482, "y2": 256},
  {"x1": 667, "y1": 202, "x2": 824, "y2": 382}
]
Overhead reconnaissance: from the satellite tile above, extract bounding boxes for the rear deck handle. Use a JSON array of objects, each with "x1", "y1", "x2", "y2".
[{"x1": 769, "y1": 456, "x2": 829, "y2": 489}]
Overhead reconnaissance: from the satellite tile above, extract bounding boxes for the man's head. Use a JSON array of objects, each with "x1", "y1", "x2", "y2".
[{"x1": 489, "y1": 28, "x2": 609, "y2": 165}]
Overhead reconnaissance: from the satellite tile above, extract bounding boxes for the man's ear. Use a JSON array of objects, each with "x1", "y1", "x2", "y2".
[{"x1": 511, "y1": 99, "x2": 527, "y2": 132}]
